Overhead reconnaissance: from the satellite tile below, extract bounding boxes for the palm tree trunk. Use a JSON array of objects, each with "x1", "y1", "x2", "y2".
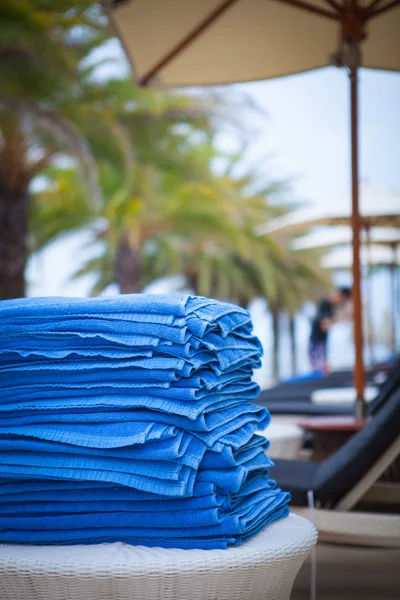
[
  {"x1": 289, "y1": 313, "x2": 297, "y2": 375},
  {"x1": 184, "y1": 266, "x2": 199, "y2": 294},
  {"x1": 271, "y1": 306, "x2": 280, "y2": 384},
  {"x1": 0, "y1": 182, "x2": 28, "y2": 299},
  {"x1": 236, "y1": 294, "x2": 249, "y2": 310},
  {"x1": 115, "y1": 234, "x2": 142, "y2": 294}
]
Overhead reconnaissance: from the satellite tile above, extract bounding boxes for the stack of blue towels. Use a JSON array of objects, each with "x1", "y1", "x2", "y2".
[{"x1": 0, "y1": 295, "x2": 289, "y2": 549}]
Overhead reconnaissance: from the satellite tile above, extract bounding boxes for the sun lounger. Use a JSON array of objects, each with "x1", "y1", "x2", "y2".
[
  {"x1": 272, "y1": 386, "x2": 400, "y2": 547},
  {"x1": 256, "y1": 365, "x2": 400, "y2": 418}
]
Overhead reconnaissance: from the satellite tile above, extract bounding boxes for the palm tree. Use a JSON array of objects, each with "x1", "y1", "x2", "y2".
[
  {"x1": 1, "y1": 0, "x2": 217, "y2": 298},
  {"x1": 172, "y1": 161, "x2": 287, "y2": 302},
  {"x1": 34, "y1": 161, "x2": 244, "y2": 296},
  {"x1": 288, "y1": 312, "x2": 297, "y2": 375},
  {"x1": 0, "y1": 1, "x2": 120, "y2": 299},
  {"x1": 31, "y1": 84, "x2": 228, "y2": 295},
  {"x1": 173, "y1": 167, "x2": 329, "y2": 382}
]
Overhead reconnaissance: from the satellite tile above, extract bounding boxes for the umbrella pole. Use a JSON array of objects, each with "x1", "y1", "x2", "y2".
[
  {"x1": 365, "y1": 225, "x2": 375, "y2": 367},
  {"x1": 391, "y1": 243, "x2": 398, "y2": 356},
  {"x1": 349, "y1": 60, "x2": 366, "y2": 419}
]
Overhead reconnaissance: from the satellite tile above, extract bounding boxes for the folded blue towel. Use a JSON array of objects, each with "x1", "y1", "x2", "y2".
[
  {"x1": 1, "y1": 295, "x2": 249, "y2": 326},
  {"x1": 0, "y1": 399, "x2": 267, "y2": 436},
  {"x1": 0, "y1": 414, "x2": 268, "y2": 452},
  {"x1": 0, "y1": 412, "x2": 267, "y2": 465},
  {"x1": 0, "y1": 366, "x2": 254, "y2": 393},
  {"x1": 0, "y1": 336, "x2": 166, "y2": 356},
  {"x1": 0, "y1": 395, "x2": 249, "y2": 421},
  {"x1": 0, "y1": 357, "x2": 255, "y2": 383},
  {"x1": 0, "y1": 394, "x2": 247, "y2": 423},
  {"x1": 0, "y1": 369, "x2": 179, "y2": 389},
  {"x1": 0, "y1": 294, "x2": 190, "y2": 318},
  {"x1": 0, "y1": 504, "x2": 290, "y2": 549},
  {"x1": 0, "y1": 325, "x2": 190, "y2": 346},
  {"x1": 0, "y1": 463, "x2": 197, "y2": 496},
  {"x1": 0, "y1": 490, "x2": 289, "y2": 547},
  {"x1": 0, "y1": 347, "x2": 261, "y2": 379},
  {"x1": 197, "y1": 455, "x2": 272, "y2": 494},
  {"x1": 0, "y1": 450, "x2": 271, "y2": 498},
  {"x1": 1, "y1": 379, "x2": 260, "y2": 404},
  {"x1": 0, "y1": 485, "x2": 287, "y2": 531},
  {"x1": 0, "y1": 432, "x2": 207, "y2": 469},
  {"x1": 185, "y1": 304, "x2": 252, "y2": 338},
  {"x1": 0, "y1": 485, "x2": 229, "y2": 510},
  {"x1": 231, "y1": 474, "x2": 276, "y2": 504},
  {"x1": 0, "y1": 433, "x2": 266, "y2": 472},
  {"x1": 1, "y1": 295, "x2": 251, "y2": 334},
  {"x1": 217, "y1": 421, "x2": 266, "y2": 449},
  {"x1": 0, "y1": 337, "x2": 262, "y2": 375},
  {"x1": 201, "y1": 434, "x2": 269, "y2": 468},
  {"x1": 0, "y1": 313, "x2": 182, "y2": 329},
  {"x1": 0, "y1": 356, "x2": 188, "y2": 374},
  {"x1": 0, "y1": 496, "x2": 229, "y2": 516},
  {"x1": 0, "y1": 294, "x2": 290, "y2": 549},
  {"x1": 0, "y1": 421, "x2": 178, "y2": 448},
  {"x1": 0, "y1": 451, "x2": 186, "y2": 481},
  {"x1": 0, "y1": 530, "x2": 242, "y2": 549},
  {"x1": 0, "y1": 296, "x2": 256, "y2": 347},
  {"x1": 0, "y1": 478, "x2": 217, "y2": 500}
]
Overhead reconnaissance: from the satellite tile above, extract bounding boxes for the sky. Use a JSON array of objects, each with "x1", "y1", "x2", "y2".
[
  {"x1": 234, "y1": 66, "x2": 400, "y2": 205},
  {"x1": 27, "y1": 64, "x2": 400, "y2": 298}
]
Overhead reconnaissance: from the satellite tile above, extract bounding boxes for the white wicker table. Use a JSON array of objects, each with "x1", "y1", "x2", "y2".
[{"x1": 0, "y1": 514, "x2": 316, "y2": 600}]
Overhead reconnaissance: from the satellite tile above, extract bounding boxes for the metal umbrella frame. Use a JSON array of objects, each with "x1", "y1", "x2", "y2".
[
  {"x1": 290, "y1": 226, "x2": 400, "y2": 252},
  {"x1": 108, "y1": 0, "x2": 400, "y2": 418}
]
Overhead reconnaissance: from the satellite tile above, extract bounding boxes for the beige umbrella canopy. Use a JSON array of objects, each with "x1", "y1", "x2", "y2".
[
  {"x1": 255, "y1": 183, "x2": 400, "y2": 236},
  {"x1": 321, "y1": 244, "x2": 400, "y2": 269},
  {"x1": 110, "y1": 1, "x2": 400, "y2": 87},
  {"x1": 108, "y1": 0, "x2": 400, "y2": 417}
]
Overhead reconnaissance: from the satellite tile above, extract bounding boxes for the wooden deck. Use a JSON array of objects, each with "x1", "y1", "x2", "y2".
[{"x1": 292, "y1": 542, "x2": 400, "y2": 600}]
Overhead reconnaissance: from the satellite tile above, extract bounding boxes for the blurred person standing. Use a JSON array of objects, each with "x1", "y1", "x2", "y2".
[{"x1": 308, "y1": 287, "x2": 352, "y2": 374}]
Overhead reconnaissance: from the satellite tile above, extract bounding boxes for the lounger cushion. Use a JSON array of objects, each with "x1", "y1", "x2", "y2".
[
  {"x1": 313, "y1": 387, "x2": 400, "y2": 505},
  {"x1": 274, "y1": 386, "x2": 400, "y2": 508},
  {"x1": 271, "y1": 460, "x2": 318, "y2": 507},
  {"x1": 255, "y1": 399, "x2": 353, "y2": 416}
]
